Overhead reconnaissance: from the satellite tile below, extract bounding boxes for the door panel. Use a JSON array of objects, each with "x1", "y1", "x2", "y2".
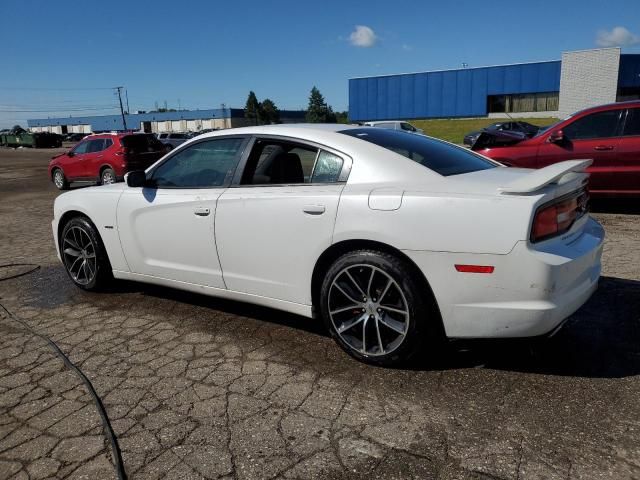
[
  {"x1": 117, "y1": 188, "x2": 225, "y2": 287},
  {"x1": 216, "y1": 185, "x2": 343, "y2": 304},
  {"x1": 116, "y1": 136, "x2": 248, "y2": 287},
  {"x1": 65, "y1": 141, "x2": 90, "y2": 179},
  {"x1": 536, "y1": 138, "x2": 620, "y2": 191}
]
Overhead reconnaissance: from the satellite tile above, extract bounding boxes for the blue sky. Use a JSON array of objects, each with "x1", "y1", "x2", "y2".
[{"x1": 1, "y1": 0, "x2": 639, "y2": 128}]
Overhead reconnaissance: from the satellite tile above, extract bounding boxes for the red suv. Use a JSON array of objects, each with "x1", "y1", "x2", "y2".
[
  {"x1": 49, "y1": 133, "x2": 167, "y2": 190},
  {"x1": 475, "y1": 101, "x2": 640, "y2": 196}
]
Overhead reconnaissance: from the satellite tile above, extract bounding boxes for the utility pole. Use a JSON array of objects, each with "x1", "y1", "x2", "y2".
[
  {"x1": 115, "y1": 86, "x2": 127, "y2": 130},
  {"x1": 125, "y1": 89, "x2": 130, "y2": 113}
]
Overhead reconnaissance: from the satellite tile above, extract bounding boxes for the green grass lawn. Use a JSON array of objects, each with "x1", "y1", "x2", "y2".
[{"x1": 410, "y1": 117, "x2": 559, "y2": 144}]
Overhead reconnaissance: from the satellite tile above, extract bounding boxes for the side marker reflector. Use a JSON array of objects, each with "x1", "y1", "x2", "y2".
[{"x1": 455, "y1": 265, "x2": 495, "y2": 274}]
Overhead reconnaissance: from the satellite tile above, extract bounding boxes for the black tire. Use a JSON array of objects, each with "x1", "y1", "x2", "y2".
[
  {"x1": 319, "y1": 250, "x2": 441, "y2": 367},
  {"x1": 60, "y1": 216, "x2": 113, "y2": 291},
  {"x1": 52, "y1": 168, "x2": 69, "y2": 190},
  {"x1": 100, "y1": 167, "x2": 116, "y2": 185}
]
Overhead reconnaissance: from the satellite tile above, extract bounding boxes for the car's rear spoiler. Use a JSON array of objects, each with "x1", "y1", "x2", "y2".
[{"x1": 498, "y1": 159, "x2": 592, "y2": 194}]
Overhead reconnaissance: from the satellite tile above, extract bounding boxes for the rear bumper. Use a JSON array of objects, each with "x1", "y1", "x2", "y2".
[{"x1": 404, "y1": 217, "x2": 604, "y2": 338}]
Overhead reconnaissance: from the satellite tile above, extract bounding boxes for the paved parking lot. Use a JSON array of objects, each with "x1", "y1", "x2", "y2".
[{"x1": 0, "y1": 147, "x2": 639, "y2": 480}]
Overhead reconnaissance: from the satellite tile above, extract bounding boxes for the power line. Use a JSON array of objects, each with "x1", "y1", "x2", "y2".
[
  {"x1": 0, "y1": 86, "x2": 115, "y2": 91},
  {"x1": 0, "y1": 106, "x2": 119, "y2": 113}
]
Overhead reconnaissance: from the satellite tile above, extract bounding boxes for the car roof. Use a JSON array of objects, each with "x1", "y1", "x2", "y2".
[{"x1": 572, "y1": 99, "x2": 640, "y2": 116}]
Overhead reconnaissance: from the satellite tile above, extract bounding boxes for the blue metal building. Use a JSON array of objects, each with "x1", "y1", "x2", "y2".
[{"x1": 349, "y1": 51, "x2": 640, "y2": 121}]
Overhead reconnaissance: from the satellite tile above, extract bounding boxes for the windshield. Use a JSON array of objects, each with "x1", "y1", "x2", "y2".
[{"x1": 340, "y1": 128, "x2": 496, "y2": 176}]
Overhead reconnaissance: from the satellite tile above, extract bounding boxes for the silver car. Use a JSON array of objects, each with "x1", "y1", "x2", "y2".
[{"x1": 156, "y1": 132, "x2": 189, "y2": 150}]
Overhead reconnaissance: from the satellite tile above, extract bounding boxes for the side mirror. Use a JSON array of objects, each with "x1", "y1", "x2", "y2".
[
  {"x1": 67, "y1": 151, "x2": 75, "y2": 158},
  {"x1": 126, "y1": 170, "x2": 148, "y2": 188},
  {"x1": 548, "y1": 130, "x2": 564, "y2": 143}
]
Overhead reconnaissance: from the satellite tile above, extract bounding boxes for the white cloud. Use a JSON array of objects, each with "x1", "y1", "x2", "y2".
[
  {"x1": 349, "y1": 25, "x2": 377, "y2": 48},
  {"x1": 596, "y1": 26, "x2": 640, "y2": 47}
]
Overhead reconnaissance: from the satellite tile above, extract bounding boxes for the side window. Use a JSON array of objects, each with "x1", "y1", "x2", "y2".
[
  {"x1": 563, "y1": 110, "x2": 621, "y2": 140},
  {"x1": 72, "y1": 141, "x2": 90, "y2": 154},
  {"x1": 242, "y1": 140, "x2": 318, "y2": 185},
  {"x1": 311, "y1": 151, "x2": 344, "y2": 183},
  {"x1": 151, "y1": 137, "x2": 245, "y2": 188},
  {"x1": 103, "y1": 139, "x2": 113, "y2": 149},
  {"x1": 623, "y1": 109, "x2": 640, "y2": 136},
  {"x1": 401, "y1": 122, "x2": 416, "y2": 132},
  {"x1": 86, "y1": 139, "x2": 105, "y2": 153}
]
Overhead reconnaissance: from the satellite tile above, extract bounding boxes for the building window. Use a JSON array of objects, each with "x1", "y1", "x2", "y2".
[
  {"x1": 617, "y1": 87, "x2": 640, "y2": 102},
  {"x1": 487, "y1": 92, "x2": 559, "y2": 113}
]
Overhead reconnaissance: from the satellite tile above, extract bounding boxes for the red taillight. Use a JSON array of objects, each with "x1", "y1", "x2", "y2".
[
  {"x1": 531, "y1": 191, "x2": 588, "y2": 243},
  {"x1": 115, "y1": 147, "x2": 128, "y2": 156},
  {"x1": 455, "y1": 265, "x2": 495, "y2": 274}
]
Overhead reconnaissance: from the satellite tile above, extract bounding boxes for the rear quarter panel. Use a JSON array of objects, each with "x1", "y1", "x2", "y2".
[{"x1": 333, "y1": 184, "x2": 534, "y2": 255}]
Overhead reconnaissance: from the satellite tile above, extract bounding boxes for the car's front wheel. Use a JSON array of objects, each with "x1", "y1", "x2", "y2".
[
  {"x1": 52, "y1": 168, "x2": 69, "y2": 190},
  {"x1": 319, "y1": 250, "x2": 439, "y2": 366},
  {"x1": 60, "y1": 216, "x2": 112, "y2": 291}
]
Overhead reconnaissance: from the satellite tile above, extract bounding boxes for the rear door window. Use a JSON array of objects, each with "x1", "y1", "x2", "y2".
[
  {"x1": 622, "y1": 108, "x2": 640, "y2": 136},
  {"x1": 241, "y1": 139, "x2": 346, "y2": 185},
  {"x1": 311, "y1": 151, "x2": 344, "y2": 183}
]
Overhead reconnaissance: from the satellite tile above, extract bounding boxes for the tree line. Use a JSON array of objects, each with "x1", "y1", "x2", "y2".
[{"x1": 244, "y1": 87, "x2": 347, "y2": 125}]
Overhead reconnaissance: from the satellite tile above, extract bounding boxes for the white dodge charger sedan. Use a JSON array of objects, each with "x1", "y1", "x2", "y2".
[{"x1": 52, "y1": 124, "x2": 604, "y2": 365}]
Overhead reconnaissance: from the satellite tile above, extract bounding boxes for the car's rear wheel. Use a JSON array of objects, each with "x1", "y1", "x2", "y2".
[
  {"x1": 60, "y1": 216, "x2": 112, "y2": 291},
  {"x1": 319, "y1": 250, "x2": 437, "y2": 366},
  {"x1": 52, "y1": 168, "x2": 69, "y2": 190},
  {"x1": 100, "y1": 167, "x2": 116, "y2": 185}
]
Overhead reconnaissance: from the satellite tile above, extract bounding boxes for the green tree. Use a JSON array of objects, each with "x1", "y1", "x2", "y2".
[
  {"x1": 305, "y1": 86, "x2": 337, "y2": 123},
  {"x1": 260, "y1": 98, "x2": 280, "y2": 124},
  {"x1": 334, "y1": 111, "x2": 349, "y2": 124},
  {"x1": 244, "y1": 91, "x2": 261, "y2": 125}
]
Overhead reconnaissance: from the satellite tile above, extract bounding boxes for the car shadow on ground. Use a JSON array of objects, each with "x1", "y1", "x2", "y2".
[
  {"x1": 591, "y1": 198, "x2": 640, "y2": 215},
  {"x1": 19, "y1": 267, "x2": 640, "y2": 380},
  {"x1": 427, "y1": 276, "x2": 640, "y2": 379}
]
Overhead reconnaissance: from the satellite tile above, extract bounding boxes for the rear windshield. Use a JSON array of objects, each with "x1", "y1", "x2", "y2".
[
  {"x1": 121, "y1": 134, "x2": 164, "y2": 153},
  {"x1": 339, "y1": 128, "x2": 496, "y2": 176}
]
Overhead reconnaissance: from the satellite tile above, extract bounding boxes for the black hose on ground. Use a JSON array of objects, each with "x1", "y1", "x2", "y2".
[
  {"x1": 0, "y1": 263, "x2": 41, "y2": 281},
  {"x1": 0, "y1": 264, "x2": 127, "y2": 480}
]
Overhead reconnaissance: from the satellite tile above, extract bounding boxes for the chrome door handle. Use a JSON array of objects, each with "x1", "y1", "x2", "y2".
[
  {"x1": 303, "y1": 204, "x2": 325, "y2": 215},
  {"x1": 594, "y1": 145, "x2": 613, "y2": 151},
  {"x1": 194, "y1": 207, "x2": 210, "y2": 216}
]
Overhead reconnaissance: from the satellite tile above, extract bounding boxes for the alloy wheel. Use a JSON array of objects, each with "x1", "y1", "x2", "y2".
[
  {"x1": 328, "y1": 264, "x2": 410, "y2": 357},
  {"x1": 102, "y1": 170, "x2": 115, "y2": 185},
  {"x1": 62, "y1": 226, "x2": 97, "y2": 285},
  {"x1": 53, "y1": 170, "x2": 65, "y2": 189}
]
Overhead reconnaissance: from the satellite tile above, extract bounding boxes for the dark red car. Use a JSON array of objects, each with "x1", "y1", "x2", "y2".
[
  {"x1": 49, "y1": 133, "x2": 167, "y2": 190},
  {"x1": 474, "y1": 101, "x2": 640, "y2": 196}
]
